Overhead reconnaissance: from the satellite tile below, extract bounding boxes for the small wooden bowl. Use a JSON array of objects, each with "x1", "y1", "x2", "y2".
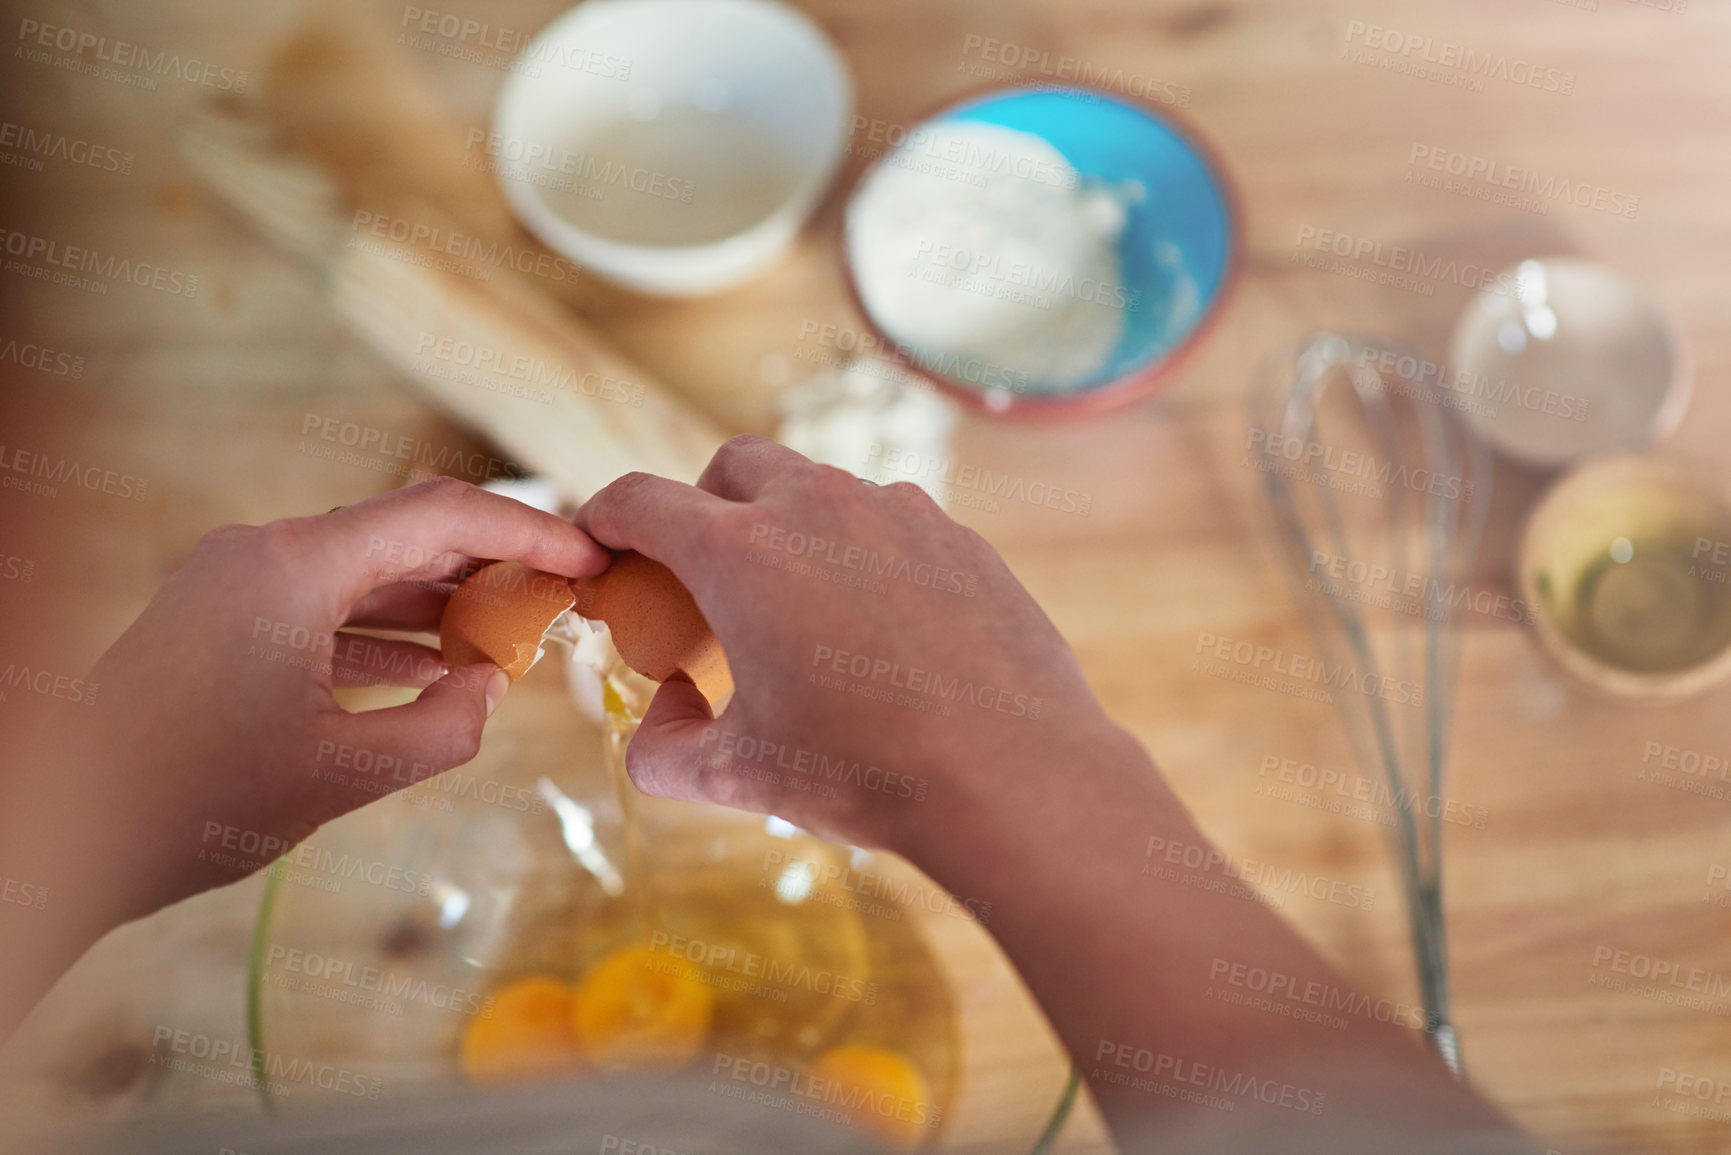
[{"x1": 1519, "y1": 454, "x2": 1731, "y2": 702}]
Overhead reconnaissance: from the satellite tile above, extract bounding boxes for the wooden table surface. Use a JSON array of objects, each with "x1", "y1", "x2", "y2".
[{"x1": 3, "y1": 0, "x2": 1729, "y2": 1151}]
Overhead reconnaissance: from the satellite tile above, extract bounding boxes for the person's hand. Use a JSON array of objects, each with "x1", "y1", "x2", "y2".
[
  {"x1": 575, "y1": 436, "x2": 1120, "y2": 852},
  {"x1": 17, "y1": 476, "x2": 607, "y2": 926},
  {"x1": 574, "y1": 440, "x2": 1517, "y2": 1150}
]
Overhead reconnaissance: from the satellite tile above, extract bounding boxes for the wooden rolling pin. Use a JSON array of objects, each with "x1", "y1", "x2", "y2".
[{"x1": 177, "y1": 48, "x2": 728, "y2": 496}]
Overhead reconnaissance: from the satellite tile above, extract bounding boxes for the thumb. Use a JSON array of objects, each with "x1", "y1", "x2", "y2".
[
  {"x1": 624, "y1": 676, "x2": 718, "y2": 802},
  {"x1": 333, "y1": 662, "x2": 509, "y2": 778}
]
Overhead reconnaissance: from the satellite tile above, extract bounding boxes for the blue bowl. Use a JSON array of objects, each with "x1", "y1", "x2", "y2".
[{"x1": 843, "y1": 86, "x2": 1239, "y2": 417}]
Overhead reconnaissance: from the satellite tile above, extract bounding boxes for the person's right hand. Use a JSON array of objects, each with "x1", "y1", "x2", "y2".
[
  {"x1": 579, "y1": 438, "x2": 1520, "y2": 1152},
  {"x1": 575, "y1": 435, "x2": 1120, "y2": 851}
]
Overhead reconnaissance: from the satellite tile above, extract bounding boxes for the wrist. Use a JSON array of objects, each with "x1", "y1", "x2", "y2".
[{"x1": 890, "y1": 713, "x2": 1178, "y2": 881}]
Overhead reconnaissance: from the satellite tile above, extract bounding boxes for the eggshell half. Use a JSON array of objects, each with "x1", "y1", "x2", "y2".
[
  {"x1": 440, "y1": 560, "x2": 576, "y2": 681},
  {"x1": 570, "y1": 551, "x2": 732, "y2": 705}
]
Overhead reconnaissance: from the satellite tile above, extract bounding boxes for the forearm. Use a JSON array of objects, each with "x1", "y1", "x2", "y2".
[
  {"x1": 897, "y1": 722, "x2": 1507, "y2": 1145},
  {"x1": 0, "y1": 881, "x2": 105, "y2": 1045},
  {"x1": 0, "y1": 730, "x2": 126, "y2": 1043},
  {"x1": 0, "y1": 701, "x2": 175, "y2": 1044}
]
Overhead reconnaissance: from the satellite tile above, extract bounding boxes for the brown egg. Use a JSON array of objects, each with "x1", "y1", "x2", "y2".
[
  {"x1": 570, "y1": 551, "x2": 733, "y2": 705},
  {"x1": 440, "y1": 560, "x2": 576, "y2": 681}
]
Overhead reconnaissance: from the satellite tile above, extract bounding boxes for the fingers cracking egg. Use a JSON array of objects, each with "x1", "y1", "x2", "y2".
[
  {"x1": 570, "y1": 551, "x2": 732, "y2": 706},
  {"x1": 440, "y1": 560, "x2": 577, "y2": 681}
]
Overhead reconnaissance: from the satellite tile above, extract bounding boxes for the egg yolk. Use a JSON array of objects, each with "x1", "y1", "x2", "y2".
[
  {"x1": 458, "y1": 975, "x2": 582, "y2": 1085},
  {"x1": 570, "y1": 944, "x2": 713, "y2": 1073},
  {"x1": 810, "y1": 1045, "x2": 935, "y2": 1150}
]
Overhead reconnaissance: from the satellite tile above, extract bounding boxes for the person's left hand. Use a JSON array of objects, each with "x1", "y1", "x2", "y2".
[{"x1": 16, "y1": 476, "x2": 607, "y2": 926}]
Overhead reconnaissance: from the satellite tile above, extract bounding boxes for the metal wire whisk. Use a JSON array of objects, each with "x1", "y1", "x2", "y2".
[{"x1": 1248, "y1": 332, "x2": 1493, "y2": 1077}]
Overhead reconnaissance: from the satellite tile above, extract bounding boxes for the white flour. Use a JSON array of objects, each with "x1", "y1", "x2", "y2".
[{"x1": 845, "y1": 120, "x2": 1132, "y2": 396}]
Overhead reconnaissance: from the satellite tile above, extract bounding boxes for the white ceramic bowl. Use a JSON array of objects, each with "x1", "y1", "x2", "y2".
[
  {"x1": 491, "y1": 0, "x2": 852, "y2": 296},
  {"x1": 1447, "y1": 258, "x2": 1689, "y2": 467}
]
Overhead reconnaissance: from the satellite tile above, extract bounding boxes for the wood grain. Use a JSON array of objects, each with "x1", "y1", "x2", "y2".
[{"x1": 1, "y1": 0, "x2": 1727, "y2": 1152}]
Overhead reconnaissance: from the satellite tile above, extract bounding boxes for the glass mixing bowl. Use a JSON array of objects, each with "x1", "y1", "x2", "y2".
[{"x1": 245, "y1": 660, "x2": 1075, "y2": 1149}]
